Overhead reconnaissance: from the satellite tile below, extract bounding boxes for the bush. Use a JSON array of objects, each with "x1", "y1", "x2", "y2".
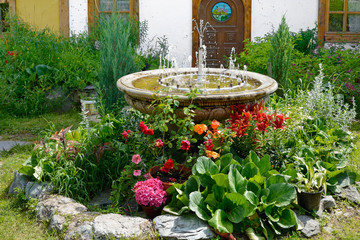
[{"x1": 0, "y1": 16, "x2": 99, "y2": 116}]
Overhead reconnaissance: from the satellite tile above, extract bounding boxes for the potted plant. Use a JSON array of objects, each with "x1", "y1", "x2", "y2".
[
  {"x1": 148, "y1": 158, "x2": 192, "y2": 190},
  {"x1": 132, "y1": 178, "x2": 167, "y2": 218},
  {"x1": 296, "y1": 157, "x2": 327, "y2": 211}
]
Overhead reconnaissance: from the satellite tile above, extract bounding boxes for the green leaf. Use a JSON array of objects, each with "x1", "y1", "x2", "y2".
[
  {"x1": 199, "y1": 174, "x2": 215, "y2": 188},
  {"x1": 212, "y1": 174, "x2": 230, "y2": 189},
  {"x1": 276, "y1": 209, "x2": 297, "y2": 229},
  {"x1": 242, "y1": 162, "x2": 260, "y2": 179},
  {"x1": 208, "y1": 209, "x2": 233, "y2": 233},
  {"x1": 244, "y1": 190, "x2": 259, "y2": 206},
  {"x1": 247, "y1": 181, "x2": 261, "y2": 196},
  {"x1": 189, "y1": 191, "x2": 211, "y2": 221},
  {"x1": 185, "y1": 176, "x2": 200, "y2": 197},
  {"x1": 266, "y1": 183, "x2": 296, "y2": 207},
  {"x1": 213, "y1": 185, "x2": 225, "y2": 202},
  {"x1": 265, "y1": 175, "x2": 290, "y2": 188},
  {"x1": 222, "y1": 193, "x2": 256, "y2": 223},
  {"x1": 195, "y1": 157, "x2": 219, "y2": 175},
  {"x1": 229, "y1": 167, "x2": 247, "y2": 194},
  {"x1": 254, "y1": 155, "x2": 272, "y2": 176},
  {"x1": 245, "y1": 228, "x2": 265, "y2": 240},
  {"x1": 18, "y1": 165, "x2": 35, "y2": 177},
  {"x1": 219, "y1": 153, "x2": 238, "y2": 173},
  {"x1": 265, "y1": 205, "x2": 280, "y2": 222}
]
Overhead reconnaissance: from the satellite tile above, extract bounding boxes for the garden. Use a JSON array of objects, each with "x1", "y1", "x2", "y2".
[{"x1": 1, "y1": 14, "x2": 360, "y2": 240}]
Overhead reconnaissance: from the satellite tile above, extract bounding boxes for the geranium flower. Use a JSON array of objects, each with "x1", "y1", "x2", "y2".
[
  {"x1": 122, "y1": 130, "x2": 131, "y2": 141},
  {"x1": 144, "y1": 128, "x2": 154, "y2": 135},
  {"x1": 211, "y1": 120, "x2": 220, "y2": 130},
  {"x1": 132, "y1": 154, "x2": 142, "y2": 164},
  {"x1": 160, "y1": 158, "x2": 174, "y2": 173},
  {"x1": 180, "y1": 140, "x2": 191, "y2": 150},
  {"x1": 140, "y1": 121, "x2": 154, "y2": 135},
  {"x1": 154, "y1": 139, "x2": 163, "y2": 148},
  {"x1": 133, "y1": 170, "x2": 142, "y2": 176},
  {"x1": 204, "y1": 139, "x2": 214, "y2": 151},
  {"x1": 205, "y1": 150, "x2": 220, "y2": 159},
  {"x1": 193, "y1": 124, "x2": 208, "y2": 135}
]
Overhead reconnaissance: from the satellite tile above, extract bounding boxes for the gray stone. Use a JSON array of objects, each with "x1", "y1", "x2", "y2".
[
  {"x1": 25, "y1": 181, "x2": 53, "y2": 199},
  {"x1": 8, "y1": 171, "x2": 29, "y2": 195},
  {"x1": 323, "y1": 226, "x2": 333, "y2": 234},
  {"x1": 341, "y1": 186, "x2": 360, "y2": 204},
  {"x1": 49, "y1": 214, "x2": 66, "y2": 232},
  {"x1": 153, "y1": 214, "x2": 216, "y2": 240},
  {"x1": 64, "y1": 212, "x2": 100, "y2": 240},
  {"x1": 93, "y1": 213, "x2": 155, "y2": 239},
  {"x1": 89, "y1": 189, "x2": 112, "y2": 208},
  {"x1": 297, "y1": 215, "x2": 321, "y2": 238},
  {"x1": 317, "y1": 196, "x2": 337, "y2": 217},
  {"x1": 36, "y1": 195, "x2": 88, "y2": 221},
  {"x1": 0, "y1": 140, "x2": 29, "y2": 151}
]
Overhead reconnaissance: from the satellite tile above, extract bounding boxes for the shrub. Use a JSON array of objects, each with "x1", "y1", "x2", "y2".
[{"x1": 0, "y1": 16, "x2": 99, "y2": 116}]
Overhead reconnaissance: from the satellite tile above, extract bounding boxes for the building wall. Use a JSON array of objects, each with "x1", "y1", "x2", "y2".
[
  {"x1": 16, "y1": 0, "x2": 59, "y2": 32},
  {"x1": 69, "y1": 0, "x2": 88, "y2": 36}
]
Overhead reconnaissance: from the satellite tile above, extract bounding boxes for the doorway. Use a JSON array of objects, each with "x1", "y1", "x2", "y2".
[{"x1": 193, "y1": 0, "x2": 251, "y2": 67}]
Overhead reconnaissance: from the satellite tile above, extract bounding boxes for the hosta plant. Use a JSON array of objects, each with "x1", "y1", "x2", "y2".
[{"x1": 163, "y1": 152, "x2": 299, "y2": 239}]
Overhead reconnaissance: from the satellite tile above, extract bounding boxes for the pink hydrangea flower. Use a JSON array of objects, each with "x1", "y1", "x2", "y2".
[
  {"x1": 133, "y1": 170, "x2": 142, "y2": 176},
  {"x1": 132, "y1": 154, "x2": 142, "y2": 164},
  {"x1": 133, "y1": 178, "x2": 167, "y2": 207}
]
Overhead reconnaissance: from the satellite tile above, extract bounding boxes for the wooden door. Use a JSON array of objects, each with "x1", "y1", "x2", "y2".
[{"x1": 193, "y1": 0, "x2": 251, "y2": 68}]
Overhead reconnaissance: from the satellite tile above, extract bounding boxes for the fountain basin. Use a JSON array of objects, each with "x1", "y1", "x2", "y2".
[{"x1": 117, "y1": 68, "x2": 278, "y2": 122}]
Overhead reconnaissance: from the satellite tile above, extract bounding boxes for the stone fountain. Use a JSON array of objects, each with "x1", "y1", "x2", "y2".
[{"x1": 117, "y1": 21, "x2": 277, "y2": 122}]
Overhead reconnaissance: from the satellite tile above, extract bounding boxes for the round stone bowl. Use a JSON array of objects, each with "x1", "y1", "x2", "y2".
[{"x1": 117, "y1": 68, "x2": 278, "y2": 122}]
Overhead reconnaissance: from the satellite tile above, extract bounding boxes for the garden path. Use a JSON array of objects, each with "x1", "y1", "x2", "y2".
[{"x1": 0, "y1": 136, "x2": 30, "y2": 152}]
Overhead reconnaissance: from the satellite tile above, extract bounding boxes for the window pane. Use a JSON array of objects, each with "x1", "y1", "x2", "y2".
[
  {"x1": 348, "y1": 0, "x2": 360, "y2": 11},
  {"x1": 330, "y1": 0, "x2": 344, "y2": 11},
  {"x1": 99, "y1": 0, "x2": 113, "y2": 11},
  {"x1": 347, "y1": 14, "x2": 360, "y2": 32},
  {"x1": 117, "y1": 0, "x2": 129, "y2": 11},
  {"x1": 329, "y1": 14, "x2": 344, "y2": 31}
]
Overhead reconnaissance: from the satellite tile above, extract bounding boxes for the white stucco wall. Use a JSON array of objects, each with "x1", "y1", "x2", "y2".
[
  {"x1": 251, "y1": 0, "x2": 318, "y2": 39},
  {"x1": 139, "y1": 0, "x2": 193, "y2": 63},
  {"x1": 69, "y1": 0, "x2": 88, "y2": 36}
]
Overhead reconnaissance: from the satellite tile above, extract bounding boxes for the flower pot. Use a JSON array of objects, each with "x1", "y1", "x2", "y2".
[
  {"x1": 140, "y1": 205, "x2": 163, "y2": 219},
  {"x1": 149, "y1": 164, "x2": 192, "y2": 190},
  {"x1": 297, "y1": 190, "x2": 322, "y2": 211}
]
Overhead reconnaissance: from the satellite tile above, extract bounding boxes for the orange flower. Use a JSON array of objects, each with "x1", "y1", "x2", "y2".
[
  {"x1": 205, "y1": 150, "x2": 220, "y2": 159},
  {"x1": 211, "y1": 120, "x2": 220, "y2": 130},
  {"x1": 194, "y1": 124, "x2": 208, "y2": 135}
]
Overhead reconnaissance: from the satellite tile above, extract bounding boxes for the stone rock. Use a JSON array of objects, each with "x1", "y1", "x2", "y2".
[
  {"x1": 89, "y1": 189, "x2": 112, "y2": 208},
  {"x1": 49, "y1": 214, "x2": 66, "y2": 232},
  {"x1": 323, "y1": 226, "x2": 333, "y2": 234},
  {"x1": 0, "y1": 140, "x2": 29, "y2": 151},
  {"x1": 297, "y1": 214, "x2": 321, "y2": 238},
  {"x1": 317, "y1": 195, "x2": 337, "y2": 217},
  {"x1": 64, "y1": 212, "x2": 100, "y2": 240},
  {"x1": 36, "y1": 195, "x2": 88, "y2": 221},
  {"x1": 93, "y1": 213, "x2": 155, "y2": 239},
  {"x1": 8, "y1": 171, "x2": 29, "y2": 195},
  {"x1": 25, "y1": 181, "x2": 53, "y2": 199},
  {"x1": 341, "y1": 185, "x2": 360, "y2": 204},
  {"x1": 153, "y1": 214, "x2": 216, "y2": 240}
]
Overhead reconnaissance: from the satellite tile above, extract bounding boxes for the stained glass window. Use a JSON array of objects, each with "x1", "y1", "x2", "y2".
[{"x1": 211, "y1": 2, "x2": 232, "y2": 22}]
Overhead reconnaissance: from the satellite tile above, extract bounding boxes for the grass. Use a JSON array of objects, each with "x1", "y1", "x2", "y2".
[
  {"x1": 0, "y1": 109, "x2": 83, "y2": 141},
  {"x1": 0, "y1": 145, "x2": 57, "y2": 240}
]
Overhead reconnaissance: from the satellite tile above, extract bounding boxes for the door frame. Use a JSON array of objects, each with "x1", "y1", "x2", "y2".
[{"x1": 192, "y1": 0, "x2": 251, "y2": 66}]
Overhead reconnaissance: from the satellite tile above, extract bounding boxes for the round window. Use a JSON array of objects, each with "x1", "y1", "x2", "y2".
[{"x1": 211, "y1": 2, "x2": 232, "y2": 22}]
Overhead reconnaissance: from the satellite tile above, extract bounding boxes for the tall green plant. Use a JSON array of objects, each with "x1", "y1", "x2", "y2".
[
  {"x1": 269, "y1": 16, "x2": 293, "y2": 94},
  {"x1": 97, "y1": 14, "x2": 141, "y2": 113}
]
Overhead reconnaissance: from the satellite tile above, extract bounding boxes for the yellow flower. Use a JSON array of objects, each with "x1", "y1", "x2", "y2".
[
  {"x1": 194, "y1": 124, "x2": 208, "y2": 135},
  {"x1": 205, "y1": 150, "x2": 220, "y2": 159}
]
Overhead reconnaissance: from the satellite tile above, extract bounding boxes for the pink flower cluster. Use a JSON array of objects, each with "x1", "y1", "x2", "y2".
[{"x1": 132, "y1": 178, "x2": 167, "y2": 208}]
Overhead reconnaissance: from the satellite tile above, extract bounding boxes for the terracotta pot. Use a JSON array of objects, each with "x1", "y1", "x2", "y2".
[
  {"x1": 297, "y1": 190, "x2": 322, "y2": 211},
  {"x1": 140, "y1": 205, "x2": 163, "y2": 219},
  {"x1": 149, "y1": 164, "x2": 192, "y2": 190}
]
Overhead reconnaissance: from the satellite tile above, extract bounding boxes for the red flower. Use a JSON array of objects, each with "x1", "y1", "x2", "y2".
[
  {"x1": 122, "y1": 130, "x2": 131, "y2": 141},
  {"x1": 154, "y1": 139, "x2": 163, "y2": 148},
  {"x1": 180, "y1": 140, "x2": 190, "y2": 151},
  {"x1": 140, "y1": 121, "x2": 154, "y2": 135},
  {"x1": 211, "y1": 120, "x2": 220, "y2": 130},
  {"x1": 273, "y1": 114, "x2": 290, "y2": 130},
  {"x1": 144, "y1": 128, "x2": 154, "y2": 135},
  {"x1": 204, "y1": 139, "x2": 214, "y2": 151},
  {"x1": 160, "y1": 158, "x2": 174, "y2": 173},
  {"x1": 255, "y1": 121, "x2": 270, "y2": 132}
]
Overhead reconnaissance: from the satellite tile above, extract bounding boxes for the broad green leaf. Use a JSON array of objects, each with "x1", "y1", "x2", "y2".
[
  {"x1": 266, "y1": 183, "x2": 296, "y2": 207},
  {"x1": 254, "y1": 155, "x2": 272, "y2": 176},
  {"x1": 222, "y1": 193, "x2": 256, "y2": 223},
  {"x1": 177, "y1": 194, "x2": 189, "y2": 206},
  {"x1": 265, "y1": 205, "x2": 280, "y2": 222},
  {"x1": 242, "y1": 162, "x2": 260, "y2": 179},
  {"x1": 199, "y1": 174, "x2": 215, "y2": 188},
  {"x1": 204, "y1": 193, "x2": 218, "y2": 207},
  {"x1": 244, "y1": 190, "x2": 259, "y2": 206},
  {"x1": 260, "y1": 219, "x2": 275, "y2": 240},
  {"x1": 247, "y1": 181, "x2": 261, "y2": 196},
  {"x1": 189, "y1": 191, "x2": 211, "y2": 221},
  {"x1": 18, "y1": 165, "x2": 35, "y2": 177},
  {"x1": 185, "y1": 176, "x2": 200, "y2": 197},
  {"x1": 208, "y1": 209, "x2": 233, "y2": 233},
  {"x1": 213, "y1": 185, "x2": 225, "y2": 202},
  {"x1": 212, "y1": 174, "x2": 230, "y2": 189},
  {"x1": 265, "y1": 175, "x2": 290, "y2": 188},
  {"x1": 229, "y1": 167, "x2": 247, "y2": 194},
  {"x1": 195, "y1": 157, "x2": 219, "y2": 175},
  {"x1": 245, "y1": 228, "x2": 265, "y2": 240},
  {"x1": 219, "y1": 153, "x2": 238, "y2": 173},
  {"x1": 276, "y1": 209, "x2": 297, "y2": 229}
]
